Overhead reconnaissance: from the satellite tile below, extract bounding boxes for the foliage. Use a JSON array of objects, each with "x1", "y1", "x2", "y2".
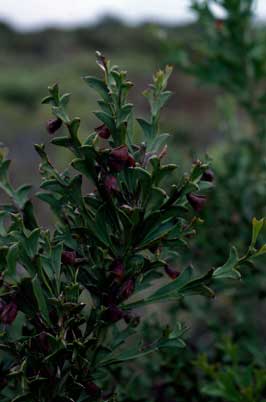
[
  {"x1": 103, "y1": 217, "x2": 266, "y2": 401},
  {"x1": 112, "y1": 1, "x2": 266, "y2": 400},
  {"x1": 196, "y1": 335, "x2": 266, "y2": 402},
  {"x1": 168, "y1": 0, "x2": 266, "y2": 267},
  {"x1": 0, "y1": 53, "x2": 257, "y2": 401}
]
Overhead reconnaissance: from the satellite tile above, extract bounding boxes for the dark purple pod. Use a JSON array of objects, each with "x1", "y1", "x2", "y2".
[
  {"x1": 118, "y1": 279, "x2": 135, "y2": 301},
  {"x1": 105, "y1": 304, "x2": 124, "y2": 322},
  {"x1": 108, "y1": 145, "x2": 129, "y2": 172},
  {"x1": 85, "y1": 381, "x2": 101, "y2": 398},
  {"x1": 0, "y1": 299, "x2": 5, "y2": 315},
  {"x1": 104, "y1": 175, "x2": 119, "y2": 193},
  {"x1": 37, "y1": 332, "x2": 50, "y2": 353},
  {"x1": 108, "y1": 145, "x2": 136, "y2": 171},
  {"x1": 61, "y1": 250, "x2": 77, "y2": 265},
  {"x1": 164, "y1": 265, "x2": 180, "y2": 280},
  {"x1": 46, "y1": 118, "x2": 62, "y2": 134},
  {"x1": 110, "y1": 259, "x2": 124, "y2": 281},
  {"x1": 103, "y1": 282, "x2": 120, "y2": 306},
  {"x1": 215, "y1": 18, "x2": 224, "y2": 30},
  {"x1": 0, "y1": 376, "x2": 7, "y2": 390},
  {"x1": 1, "y1": 302, "x2": 18, "y2": 324},
  {"x1": 201, "y1": 169, "x2": 214, "y2": 182},
  {"x1": 127, "y1": 153, "x2": 136, "y2": 167},
  {"x1": 95, "y1": 123, "x2": 111, "y2": 139},
  {"x1": 187, "y1": 193, "x2": 207, "y2": 212}
]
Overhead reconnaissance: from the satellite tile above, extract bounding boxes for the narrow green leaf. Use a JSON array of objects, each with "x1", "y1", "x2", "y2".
[
  {"x1": 137, "y1": 218, "x2": 177, "y2": 248},
  {"x1": 60, "y1": 93, "x2": 71, "y2": 106},
  {"x1": 52, "y1": 243, "x2": 63, "y2": 293},
  {"x1": 150, "y1": 265, "x2": 193, "y2": 300},
  {"x1": 41, "y1": 95, "x2": 54, "y2": 105},
  {"x1": 25, "y1": 228, "x2": 40, "y2": 259},
  {"x1": 250, "y1": 217, "x2": 264, "y2": 249},
  {"x1": 15, "y1": 184, "x2": 32, "y2": 208},
  {"x1": 52, "y1": 105, "x2": 70, "y2": 124},
  {"x1": 94, "y1": 111, "x2": 116, "y2": 132},
  {"x1": 252, "y1": 243, "x2": 266, "y2": 258},
  {"x1": 68, "y1": 117, "x2": 81, "y2": 141},
  {"x1": 137, "y1": 118, "x2": 154, "y2": 140},
  {"x1": 51, "y1": 136, "x2": 72, "y2": 148},
  {"x1": 32, "y1": 274, "x2": 51, "y2": 324},
  {"x1": 6, "y1": 243, "x2": 18, "y2": 278},
  {"x1": 83, "y1": 76, "x2": 111, "y2": 103},
  {"x1": 213, "y1": 247, "x2": 241, "y2": 280}
]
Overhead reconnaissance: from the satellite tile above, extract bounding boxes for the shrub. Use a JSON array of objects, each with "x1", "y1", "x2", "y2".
[
  {"x1": 1, "y1": 52, "x2": 261, "y2": 401},
  {"x1": 174, "y1": 0, "x2": 266, "y2": 267},
  {"x1": 195, "y1": 335, "x2": 266, "y2": 401},
  {"x1": 176, "y1": 0, "x2": 266, "y2": 331},
  {"x1": 137, "y1": 1, "x2": 266, "y2": 400}
]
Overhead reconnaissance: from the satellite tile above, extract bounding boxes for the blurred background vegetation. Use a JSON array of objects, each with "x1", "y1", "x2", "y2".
[{"x1": 0, "y1": 17, "x2": 220, "y2": 189}]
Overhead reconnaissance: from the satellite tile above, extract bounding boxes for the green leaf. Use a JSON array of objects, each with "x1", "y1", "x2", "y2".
[
  {"x1": 15, "y1": 184, "x2": 32, "y2": 208},
  {"x1": 145, "y1": 187, "x2": 167, "y2": 213},
  {"x1": 111, "y1": 326, "x2": 136, "y2": 350},
  {"x1": 37, "y1": 192, "x2": 62, "y2": 212},
  {"x1": 94, "y1": 111, "x2": 116, "y2": 132},
  {"x1": 51, "y1": 243, "x2": 63, "y2": 293},
  {"x1": 137, "y1": 218, "x2": 177, "y2": 248},
  {"x1": 131, "y1": 167, "x2": 152, "y2": 205},
  {"x1": 80, "y1": 145, "x2": 97, "y2": 161},
  {"x1": 52, "y1": 105, "x2": 70, "y2": 124},
  {"x1": 0, "y1": 211, "x2": 7, "y2": 235},
  {"x1": 148, "y1": 133, "x2": 170, "y2": 152},
  {"x1": 32, "y1": 274, "x2": 51, "y2": 324},
  {"x1": 71, "y1": 158, "x2": 96, "y2": 182},
  {"x1": 100, "y1": 340, "x2": 157, "y2": 365},
  {"x1": 117, "y1": 103, "x2": 133, "y2": 126},
  {"x1": 97, "y1": 99, "x2": 112, "y2": 115},
  {"x1": 83, "y1": 76, "x2": 111, "y2": 103},
  {"x1": 180, "y1": 268, "x2": 214, "y2": 297},
  {"x1": 0, "y1": 159, "x2": 11, "y2": 182},
  {"x1": 253, "y1": 243, "x2": 266, "y2": 258},
  {"x1": 48, "y1": 82, "x2": 59, "y2": 99},
  {"x1": 22, "y1": 200, "x2": 38, "y2": 230},
  {"x1": 149, "y1": 90, "x2": 172, "y2": 117},
  {"x1": 143, "y1": 65, "x2": 173, "y2": 117},
  {"x1": 25, "y1": 228, "x2": 40, "y2": 259},
  {"x1": 60, "y1": 93, "x2": 71, "y2": 106},
  {"x1": 137, "y1": 118, "x2": 154, "y2": 140},
  {"x1": 41, "y1": 95, "x2": 54, "y2": 105},
  {"x1": 68, "y1": 174, "x2": 83, "y2": 202},
  {"x1": 124, "y1": 267, "x2": 191, "y2": 309},
  {"x1": 6, "y1": 243, "x2": 18, "y2": 278},
  {"x1": 95, "y1": 204, "x2": 111, "y2": 247},
  {"x1": 149, "y1": 265, "x2": 193, "y2": 300},
  {"x1": 157, "y1": 322, "x2": 187, "y2": 350},
  {"x1": 250, "y1": 217, "x2": 264, "y2": 249},
  {"x1": 157, "y1": 164, "x2": 178, "y2": 183},
  {"x1": 213, "y1": 247, "x2": 241, "y2": 280},
  {"x1": 126, "y1": 266, "x2": 215, "y2": 310},
  {"x1": 40, "y1": 179, "x2": 65, "y2": 194},
  {"x1": 68, "y1": 117, "x2": 81, "y2": 142},
  {"x1": 0, "y1": 159, "x2": 13, "y2": 197}
]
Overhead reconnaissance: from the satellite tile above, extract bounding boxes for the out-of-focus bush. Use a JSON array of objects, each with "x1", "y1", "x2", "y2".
[{"x1": 111, "y1": 2, "x2": 266, "y2": 401}]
